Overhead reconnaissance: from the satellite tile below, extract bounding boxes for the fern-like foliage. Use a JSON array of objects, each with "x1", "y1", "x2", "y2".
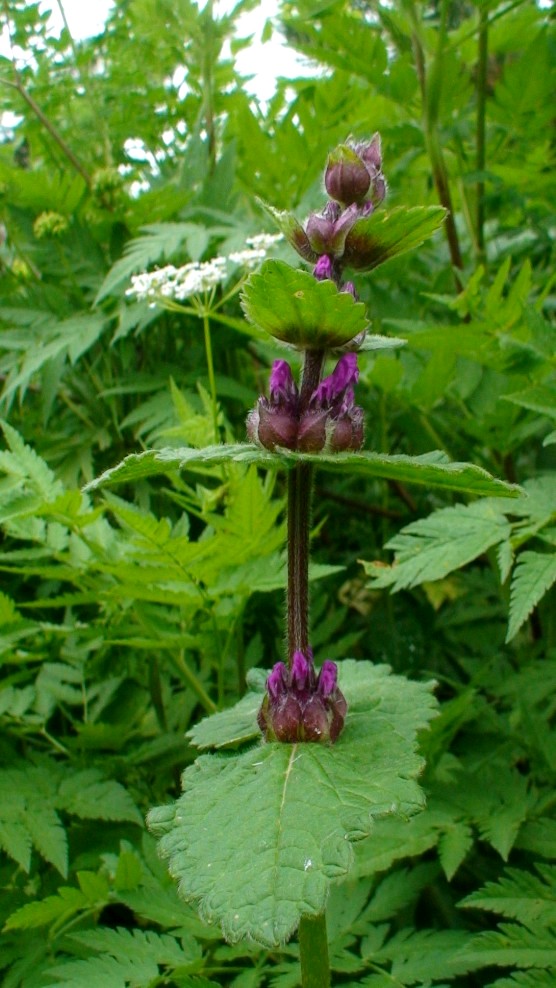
[
  {"x1": 459, "y1": 865, "x2": 556, "y2": 982},
  {"x1": 0, "y1": 761, "x2": 141, "y2": 876},
  {"x1": 45, "y1": 928, "x2": 201, "y2": 988},
  {"x1": 363, "y1": 475, "x2": 556, "y2": 642}
]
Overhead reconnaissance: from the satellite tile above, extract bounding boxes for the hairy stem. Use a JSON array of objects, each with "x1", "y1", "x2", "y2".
[
  {"x1": 287, "y1": 462, "x2": 312, "y2": 658},
  {"x1": 286, "y1": 350, "x2": 324, "y2": 662},
  {"x1": 299, "y1": 913, "x2": 330, "y2": 988}
]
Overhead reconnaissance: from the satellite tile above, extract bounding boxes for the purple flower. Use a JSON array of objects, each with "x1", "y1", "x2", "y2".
[
  {"x1": 297, "y1": 354, "x2": 364, "y2": 453},
  {"x1": 247, "y1": 360, "x2": 299, "y2": 451},
  {"x1": 305, "y1": 202, "x2": 360, "y2": 258},
  {"x1": 248, "y1": 355, "x2": 364, "y2": 454},
  {"x1": 314, "y1": 254, "x2": 334, "y2": 281},
  {"x1": 257, "y1": 649, "x2": 347, "y2": 744}
]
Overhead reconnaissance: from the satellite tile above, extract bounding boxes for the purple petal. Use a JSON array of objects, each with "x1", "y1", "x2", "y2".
[
  {"x1": 269, "y1": 360, "x2": 297, "y2": 404},
  {"x1": 317, "y1": 660, "x2": 338, "y2": 697},
  {"x1": 291, "y1": 650, "x2": 311, "y2": 690},
  {"x1": 305, "y1": 214, "x2": 336, "y2": 254},
  {"x1": 323, "y1": 200, "x2": 341, "y2": 222},
  {"x1": 340, "y1": 281, "x2": 358, "y2": 299},
  {"x1": 312, "y1": 354, "x2": 359, "y2": 407},
  {"x1": 314, "y1": 254, "x2": 333, "y2": 281},
  {"x1": 339, "y1": 384, "x2": 355, "y2": 416},
  {"x1": 355, "y1": 133, "x2": 382, "y2": 171},
  {"x1": 267, "y1": 662, "x2": 288, "y2": 699}
]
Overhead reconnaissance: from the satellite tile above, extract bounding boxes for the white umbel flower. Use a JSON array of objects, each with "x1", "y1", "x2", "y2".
[
  {"x1": 228, "y1": 248, "x2": 267, "y2": 269},
  {"x1": 127, "y1": 257, "x2": 228, "y2": 303},
  {"x1": 246, "y1": 233, "x2": 283, "y2": 251}
]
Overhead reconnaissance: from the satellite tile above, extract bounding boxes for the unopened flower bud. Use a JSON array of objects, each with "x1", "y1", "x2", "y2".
[
  {"x1": 247, "y1": 360, "x2": 299, "y2": 451},
  {"x1": 314, "y1": 254, "x2": 333, "y2": 281},
  {"x1": 325, "y1": 144, "x2": 371, "y2": 205},
  {"x1": 270, "y1": 695, "x2": 303, "y2": 742},
  {"x1": 302, "y1": 695, "x2": 331, "y2": 742},
  {"x1": 258, "y1": 648, "x2": 347, "y2": 744},
  {"x1": 305, "y1": 203, "x2": 359, "y2": 258},
  {"x1": 325, "y1": 135, "x2": 386, "y2": 208},
  {"x1": 340, "y1": 281, "x2": 358, "y2": 299},
  {"x1": 33, "y1": 211, "x2": 69, "y2": 239}
]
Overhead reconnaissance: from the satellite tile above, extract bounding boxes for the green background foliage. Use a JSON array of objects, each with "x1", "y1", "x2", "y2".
[{"x1": 0, "y1": 0, "x2": 554, "y2": 985}]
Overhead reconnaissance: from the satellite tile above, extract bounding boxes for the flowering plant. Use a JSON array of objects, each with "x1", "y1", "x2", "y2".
[{"x1": 88, "y1": 136, "x2": 518, "y2": 986}]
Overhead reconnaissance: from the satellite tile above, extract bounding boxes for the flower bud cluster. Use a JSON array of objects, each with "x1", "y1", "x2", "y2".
[
  {"x1": 286, "y1": 135, "x2": 387, "y2": 283},
  {"x1": 33, "y1": 211, "x2": 69, "y2": 240},
  {"x1": 257, "y1": 649, "x2": 347, "y2": 743},
  {"x1": 247, "y1": 353, "x2": 364, "y2": 454}
]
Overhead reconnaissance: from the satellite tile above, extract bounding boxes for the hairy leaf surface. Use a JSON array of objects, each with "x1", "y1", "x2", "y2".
[
  {"x1": 86, "y1": 444, "x2": 521, "y2": 498},
  {"x1": 148, "y1": 661, "x2": 436, "y2": 946}
]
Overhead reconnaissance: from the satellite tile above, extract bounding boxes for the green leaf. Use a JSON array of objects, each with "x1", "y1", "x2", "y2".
[
  {"x1": 363, "y1": 863, "x2": 438, "y2": 923},
  {"x1": 58, "y1": 769, "x2": 143, "y2": 825},
  {"x1": 4, "y1": 887, "x2": 88, "y2": 931},
  {"x1": 358, "y1": 334, "x2": 406, "y2": 352},
  {"x1": 343, "y1": 206, "x2": 447, "y2": 271},
  {"x1": 461, "y1": 864, "x2": 556, "y2": 927},
  {"x1": 0, "y1": 817, "x2": 32, "y2": 872},
  {"x1": 85, "y1": 443, "x2": 521, "y2": 499},
  {"x1": 506, "y1": 551, "x2": 556, "y2": 642},
  {"x1": 0, "y1": 771, "x2": 68, "y2": 876},
  {"x1": 241, "y1": 260, "x2": 369, "y2": 347},
  {"x1": 187, "y1": 686, "x2": 265, "y2": 750},
  {"x1": 374, "y1": 928, "x2": 473, "y2": 982},
  {"x1": 362, "y1": 501, "x2": 511, "y2": 592},
  {"x1": 516, "y1": 818, "x2": 556, "y2": 860},
  {"x1": 46, "y1": 927, "x2": 200, "y2": 988},
  {"x1": 256, "y1": 199, "x2": 317, "y2": 263},
  {"x1": 458, "y1": 923, "x2": 556, "y2": 970},
  {"x1": 148, "y1": 661, "x2": 437, "y2": 947},
  {"x1": 489, "y1": 973, "x2": 556, "y2": 987},
  {"x1": 437, "y1": 821, "x2": 474, "y2": 881},
  {"x1": 0, "y1": 420, "x2": 62, "y2": 501},
  {"x1": 503, "y1": 385, "x2": 556, "y2": 421}
]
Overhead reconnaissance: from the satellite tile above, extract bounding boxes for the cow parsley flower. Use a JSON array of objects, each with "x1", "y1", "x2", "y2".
[
  {"x1": 127, "y1": 257, "x2": 228, "y2": 304},
  {"x1": 245, "y1": 232, "x2": 283, "y2": 251},
  {"x1": 229, "y1": 248, "x2": 267, "y2": 269}
]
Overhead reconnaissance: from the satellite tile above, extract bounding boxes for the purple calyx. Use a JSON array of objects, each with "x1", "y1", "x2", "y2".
[
  {"x1": 257, "y1": 649, "x2": 347, "y2": 744},
  {"x1": 247, "y1": 355, "x2": 364, "y2": 454}
]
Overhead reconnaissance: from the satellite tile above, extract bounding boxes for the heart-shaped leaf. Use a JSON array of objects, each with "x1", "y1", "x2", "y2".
[
  {"x1": 147, "y1": 661, "x2": 437, "y2": 947},
  {"x1": 241, "y1": 260, "x2": 369, "y2": 348}
]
